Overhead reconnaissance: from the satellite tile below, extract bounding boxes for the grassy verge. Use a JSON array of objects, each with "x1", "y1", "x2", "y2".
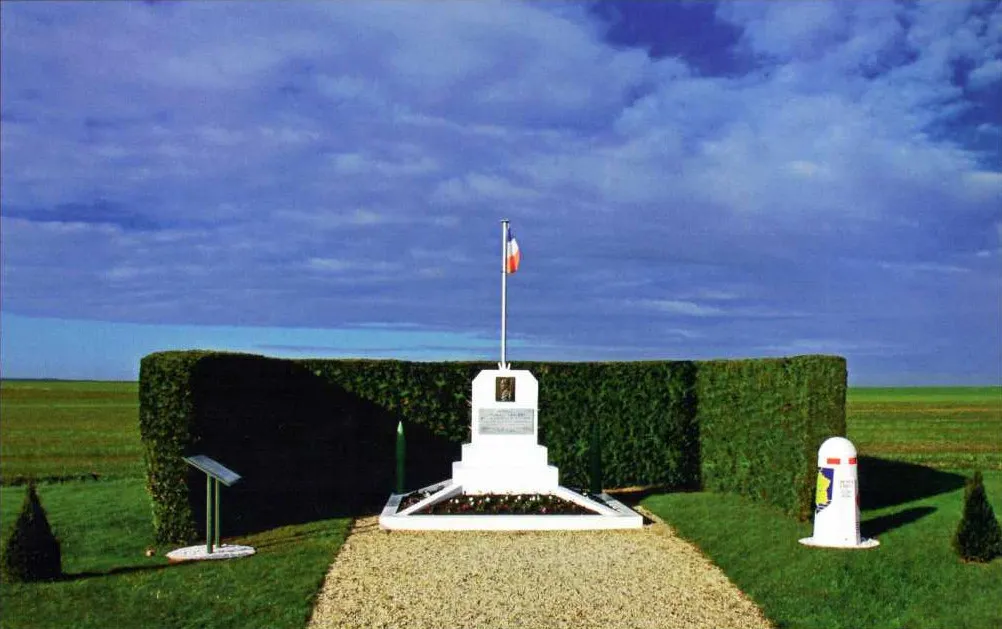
[
  {"x1": 0, "y1": 381, "x2": 143, "y2": 484},
  {"x1": 642, "y1": 471, "x2": 1002, "y2": 629},
  {"x1": 0, "y1": 479, "x2": 351, "y2": 629}
]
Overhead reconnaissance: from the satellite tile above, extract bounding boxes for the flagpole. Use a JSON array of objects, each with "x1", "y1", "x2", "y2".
[{"x1": 500, "y1": 219, "x2": 509, "y2": 370}]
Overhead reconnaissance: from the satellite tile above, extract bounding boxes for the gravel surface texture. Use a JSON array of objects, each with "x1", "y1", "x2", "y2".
[{"x1": 308, "y1": 509, "x2": 771, "y2": 629}]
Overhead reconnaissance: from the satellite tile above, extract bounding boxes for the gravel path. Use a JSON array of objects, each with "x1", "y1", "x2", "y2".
[{"x1": 308, "y1": 510, "x2": 772, "y2": 629}]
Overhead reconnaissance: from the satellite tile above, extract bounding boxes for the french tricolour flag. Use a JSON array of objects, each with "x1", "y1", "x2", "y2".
[{"x1": 506, "y1": 229, "x2": 521, "y2": 274}]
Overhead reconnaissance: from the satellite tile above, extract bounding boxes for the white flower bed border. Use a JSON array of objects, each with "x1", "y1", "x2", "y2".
[{"x1": 379, "y1": 481, "x2": 644, "y2": 531}]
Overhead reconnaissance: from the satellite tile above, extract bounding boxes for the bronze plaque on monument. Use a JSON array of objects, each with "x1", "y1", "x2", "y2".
[{"x1": 495, "y1": 376, "x2": 515, "y2": 402}]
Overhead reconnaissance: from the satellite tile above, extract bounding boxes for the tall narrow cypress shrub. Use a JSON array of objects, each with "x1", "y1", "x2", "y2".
[
  {"x1": 395, "y1": 421, "x2": 406, "y2": 494},
  {"x1": 2, "y1": 482, "x2": 62, "y2": 582},
  {"x1": 953, "y1": 471, "x2": 1002, "y2": 563},
  {"x1": 588, "y1": 418, "x2": 602, "y2": 495}
]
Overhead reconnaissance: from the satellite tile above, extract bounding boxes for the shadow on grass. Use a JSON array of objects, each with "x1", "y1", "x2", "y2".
[
  {"x1": 861, "y1": 506, "x2": 937, "y2": 537},
  {"x1": 858, "y1": 456, "x2": 966, "y2": 510},
  {"x1": 605, "y1": 485, "x2": 676, "y2": 506},
  {"x1": 60, "y1": 560, "x2": 194, "y2": 582},
  {"x1": 601, "y1": 486, "x2": 676, "y2": 525}
]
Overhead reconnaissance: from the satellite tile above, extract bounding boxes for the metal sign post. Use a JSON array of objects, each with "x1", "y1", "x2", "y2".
[{"x1": 184, "y1": 455, "x2": 241, "y2": 555}]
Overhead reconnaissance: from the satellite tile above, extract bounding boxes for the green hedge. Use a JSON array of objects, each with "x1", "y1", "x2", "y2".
[
  {"x1": 532, "y1": 361, "x2": 700, "y2": 490},
  {"x1": 138, "y1": 351, "x2": 208, "y2": 544},
  {"x1": 139, "y1": 352, "x2": 845, "y2": 542},
  {"x1": 696, "y1": 355, "x2": 847, "y2": 520},
  {"x1": 140, "y1": 352, "x2": 463, "y2": 543}
]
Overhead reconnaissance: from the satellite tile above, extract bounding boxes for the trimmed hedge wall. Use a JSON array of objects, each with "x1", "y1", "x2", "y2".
[
  {"x1": 300, "y1": 359, "x2": 701, "y2": 491},
  {"x1": 696, "y1": 355, "x2": 847, "y2": 521},
  {"x1": 140, "y1": 352, "x2": 464, "y2": 543},
  {"x1": 138, "y1": 351, "x2": 209, "y2": 544},
  {"x1": 139, "y1": 351, "x2": 845, "y2": 543}
]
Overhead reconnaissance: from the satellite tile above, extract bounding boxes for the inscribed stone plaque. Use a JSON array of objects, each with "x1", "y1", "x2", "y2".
[{"x1": 478, "y1": 407, "x2": 534, "y2": 435}]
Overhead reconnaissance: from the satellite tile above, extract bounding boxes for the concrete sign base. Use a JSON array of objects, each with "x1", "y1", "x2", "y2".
[
  {"x1": 166, "y1": 544, "x2": 256, "y2": 562},
  {"x1": 798, "y1": 536, "x2": 880, "y2": 549}
]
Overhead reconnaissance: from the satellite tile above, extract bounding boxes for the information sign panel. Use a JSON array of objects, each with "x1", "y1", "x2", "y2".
[{"x1": 184, "y1": 455, "x2": 242, "y2": 486}]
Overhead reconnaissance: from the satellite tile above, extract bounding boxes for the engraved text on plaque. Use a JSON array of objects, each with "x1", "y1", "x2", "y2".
[{"x1": 478, "y1": 407, "x2": 534, "y2": 435}]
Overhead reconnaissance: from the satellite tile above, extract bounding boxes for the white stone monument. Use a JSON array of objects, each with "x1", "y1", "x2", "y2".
[
  {"x1": 379, "y1": 364, "x2": 643, "y2": 530},
  {"x1": 451, "y1": 369, "x2": 558, "y2": 494},
  {"x1": 379, "y1": 220, "x2": 643, "y2": 530}
]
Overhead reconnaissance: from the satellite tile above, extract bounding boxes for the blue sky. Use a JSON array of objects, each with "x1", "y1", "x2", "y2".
[{"x1": 1, "y1": 0, "x2": 1000, "y2": 385}]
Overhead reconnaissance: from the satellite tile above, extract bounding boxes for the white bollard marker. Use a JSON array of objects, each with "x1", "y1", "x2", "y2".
[{"x1": 799, "y1": 437, "x2": 879, "y2": 549}]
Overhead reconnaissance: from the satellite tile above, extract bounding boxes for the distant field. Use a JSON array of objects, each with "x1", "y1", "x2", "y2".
[
  {"x1": 0, "y1": 380, "x2": 142, "y2": 484},
  {"x1": 847, "y1": 386, "x2": 1001, "y2": 470},
  {"x1": 848, "y1": 386, "x2": 1000, "y2": 403},
  {"x1": 1, "y1": 381, "x2": 999, "y2": 484}
]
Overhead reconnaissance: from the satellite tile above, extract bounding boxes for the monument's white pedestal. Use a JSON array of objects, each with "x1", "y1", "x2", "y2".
[
  {"x1": 379, "y1": 369, "x2": 643, "y2": 531},
  {"x1": 452, "y1": 441, "x2": 558, "y2": 494}
]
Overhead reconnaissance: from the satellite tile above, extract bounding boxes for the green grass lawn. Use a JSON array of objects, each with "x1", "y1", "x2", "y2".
[
  {"x1": 0, "y1": 381, "x2": 143, "y2": 484},
  {"x1": 644, "y1": 386, "x2": 1002, "y2": 629},
  {"x1": 643, "y1": 472, "x2": 1002, "y2": 629},
  {"x1": 0, "y1": 479, "x2": 350, "y2": 629}
]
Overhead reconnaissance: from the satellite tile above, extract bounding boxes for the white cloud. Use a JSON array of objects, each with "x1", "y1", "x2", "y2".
[
  {"x1": 316, "y1": 75, "x2": 386, "y2": 107},
  {"x1": 307, "y1": 258, "x2": 399, "y2": 274},
  {"x1": 759, "y1": 338, "x2": 901, "y2": 357},
  {"x1": 351, "y1": 209, "x2": 383, "y2": 225},
  {"x1": 644, "y1": 300, "x2": 725, "y2": 317},
  {"x1": 969, "y1": 59, "x2": 1002, "y2": 90},
  {"x1": 717, "y1": 1, "x2": 847, "y2": 62},
  {"x1": 274, "y1": 207, "x2": 392, "y2": 230},
  {"x1": 962, "y1": 171, "x2": 1002, "y2": 202},
  {"x1": 1, "y1": 1, "x2": 998, "y2": 382},
  {"x1": 410, "y1": 248, "x2": 471, "y2": 264},
  {"x1": 691, "y1": 290, "x2": 741, "y2": 301},
  {"x1": 327, "y1": 150, "x2": 439, "y2": 177},
  {"x1": 665, "y1": 328, "x2": 702, "y2": 340},
  {"x1": 430, "y1": 173, "x2": 542, "y2": 206},
  {"x1": 878, "y1": 262, "x2": 970, "y2": 274}
]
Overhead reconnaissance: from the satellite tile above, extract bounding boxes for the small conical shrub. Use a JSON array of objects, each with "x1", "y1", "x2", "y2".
[
  {"x1": 953, "y1": 471, "x2": 1002, "y2": 563},
  {"x1": 1, "y1": 482, "x2": 62, "y2": 582}
]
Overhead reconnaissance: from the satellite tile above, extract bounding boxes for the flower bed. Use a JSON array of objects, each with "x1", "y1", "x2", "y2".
[{"x1": 398, "y1": 490, "x2": 599, "y2": 515}]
